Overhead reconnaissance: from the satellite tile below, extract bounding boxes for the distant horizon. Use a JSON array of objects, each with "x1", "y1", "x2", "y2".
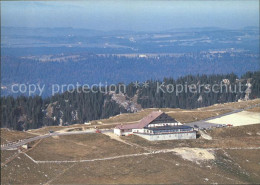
[
  {"x1": 2, "y1": 25, "x2": 259, "y2": 32},
  {"x1": 2, "y1": 0, "x2": 259, "y2": 32}
]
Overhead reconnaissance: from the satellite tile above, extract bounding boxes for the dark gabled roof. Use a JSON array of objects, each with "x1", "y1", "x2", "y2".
[
  {"x1": 134, "y1": 111, "x2": 164, "y2": 129},
  {"x1": 115, "y1": 111, "x2": 176, "y2": 130},
  {"x1": 150, "y1": 112, "x2": 178, "y2": 123}
]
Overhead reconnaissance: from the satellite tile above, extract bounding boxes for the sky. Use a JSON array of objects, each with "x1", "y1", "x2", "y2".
[{"x1": 1, "y1": 0, "x2": 259, "y2": 31}]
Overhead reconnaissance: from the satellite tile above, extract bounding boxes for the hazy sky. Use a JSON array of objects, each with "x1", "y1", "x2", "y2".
[{"x1": 1, "y1": 0, "x2": 259, "y2": 31}]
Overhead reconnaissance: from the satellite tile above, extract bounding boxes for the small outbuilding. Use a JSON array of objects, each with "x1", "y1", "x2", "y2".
[{"x1": 22, "y1": 144, "x2": 29, "y2": 149}]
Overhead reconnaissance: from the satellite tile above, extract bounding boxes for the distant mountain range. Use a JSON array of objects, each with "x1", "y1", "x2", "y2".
[{"x1": 1, "y1": 26, "x2": 259, "y2": 97}]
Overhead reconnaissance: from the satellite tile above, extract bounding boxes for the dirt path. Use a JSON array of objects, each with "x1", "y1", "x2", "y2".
[
  {"x1": 199, "y1": 130, "x2": 212, "y2": 140},
  {"x1": 103, "y1": 132, "x2": 135, "y2": 146},
  {"x1": 22, "y1": 146, "x2": 260, "y2": 164},
  {"x1": 103, "y1": 132, "x2": 151, "y2": 151},
  {"x1": 165, "y1": 108, "x2": 227, "y2": 113},
  {"x1": 1, "y1": 151, "x2": 20, "y2": 167},
  {"x1": 27, "y1": 139, "x2": 43, "y2": 152}
]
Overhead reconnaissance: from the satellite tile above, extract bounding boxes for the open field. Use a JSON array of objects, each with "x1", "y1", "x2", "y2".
[
  {"x1": 26, "y1": 125, "x2": 72, "y2": 135},
  {"x1": 198, "y1": 98, "x2": 260, "y2": 111},
  {"x1": 1, "y1": 153, "x2": 72, "y2": 185},
  {"x1": 207, "y1": 111, "x2": 260, "y2": 126},
  {"x1": 0, "y1": 128, "x2": 35, "y2": 144},
  {"x1": 96, "y1": 108, "x2": 160, "y2": 124},
  {"x1": 207, "y1": 124, "x2": 260, "y2": 139},
  {"x1": 26, "y1": 124, "x2": 96, "y2": 135},
  {"x1": 49, "y1": 152, "x2": 247, "y2": 185},
  {"x1": 27, "y1": 134, "x2": 145, "y2": 161},
  {"x1": 224, "y1": 149, "x2": 260, "y2": 183},
  {"x1": 1, "y1": 150, "x2": 19, "y2": 166},
  {"x1": 167, "y1": 109, "x2": 231, "y2": 123},
  {"x1": 2, "y1": 148, "x2": 260, "y2": 184},
  {"x1": 246, "y1": 106, "x2": 260, "y2": 112}
]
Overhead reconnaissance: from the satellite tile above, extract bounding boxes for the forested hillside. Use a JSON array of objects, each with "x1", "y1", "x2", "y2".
[
  {"x1": 1, "y1": 71, "x2": 260, "y2": 131},
  {"x1": 137, "y1": 71, "x2": 260, "y2": 109}
]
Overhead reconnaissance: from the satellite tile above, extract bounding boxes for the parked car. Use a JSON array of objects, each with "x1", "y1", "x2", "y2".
[{"x1": 95, "y1": 129, "x2": 101, "y2": 133}]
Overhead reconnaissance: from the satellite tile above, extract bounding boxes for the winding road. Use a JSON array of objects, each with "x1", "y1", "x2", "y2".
[{"x1": 1, "y1": 129, "x2": 112, "y2": 150}]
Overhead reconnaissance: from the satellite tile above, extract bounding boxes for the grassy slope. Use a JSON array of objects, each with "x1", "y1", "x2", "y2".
[
  {"x1": 27, "y1": 134, "x2": 145, "y2": 161},
  {"x1": 2, "y1": 125, "x2": 260, "y2": 184}
]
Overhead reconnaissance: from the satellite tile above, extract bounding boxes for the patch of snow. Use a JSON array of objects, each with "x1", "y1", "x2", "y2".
[
  {"x1": 173, "y1": 148, "x2": 215, "y2": 162},
  {"x1": 207, "y1": 111, "x2": 260, "y2": 126}
]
